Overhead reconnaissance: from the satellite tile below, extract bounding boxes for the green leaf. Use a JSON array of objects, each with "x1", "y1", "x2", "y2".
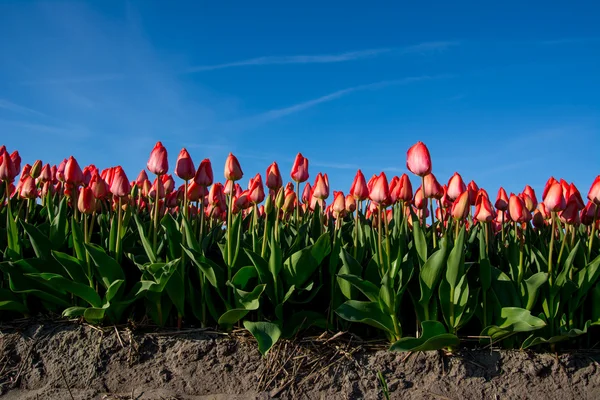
[
  {"x1": 338, "y1": 248, "x2": 363, "y2": 300},
  {"x1": 446, "y1": 226, "x2": 466, "y2": 288},
  {"x1": 418, "y1": 238, "x2": 448, "y2": 305},
  {"x1": 409, "y1": 207, "x2": 427, "y2": 265},
  {"x1": 50, "y1": 197, "x2": 68, "y2": 249},
  {"x1": 390, "y1": 321, "x2": 459, "y2": 352},
  {"x1": 337, "y1": 274, "x2": 380, "y2": 302},
  {"x1": 134, "y1": 214, "x2": 157, "y2": 263},
  {"x1": 336, "y1": 300, "x2": 395, "y2": 335},
  {"x1": 85, "y1": 243, "x2": 125, "y2": 289},
  {"x1": 25, "y1": 272, "x2": 102, "y2": 307},
  {"x1": 6, "y1": 206, "x2": 21, "y2": 259},
  {"x1": 182, "y1": 246, "x2": 224, "y2": 291},
  {"x1": 244, "y1": 321, "x2": 282, "y2": 356},
  {"x1": 52, "y1": 250, "x2": 89, "y2": 285},
  {"x1": 71, "y1": 217, "x2": 86, "y2": 262},
  {"x1": 161, "y1": 213, "x2": 182, "y2": 262},
  {"x1": 522, "y1": 272, "x2": 548, "y2": 311},
  {"x1": 0, "y1": 300, "x2": 28, "y2": 315},
  {"x1": 481, "y1": 307, "x2": 546, "y2": 343},
  {"x1": 21, "y1": 220, "x2": 53, "y2": 259},
  {"x1": 283, "y1": 233, "x2": 331, "y2": 288}
]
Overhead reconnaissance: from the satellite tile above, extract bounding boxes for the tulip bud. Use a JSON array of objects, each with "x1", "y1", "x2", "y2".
[
  {"x1": 265, "y1": 162, "x2": 283, "y2": 191},
  {"x1": 150, "y1": 177, "x2": 166, "y2": 199},
  {"x1": 10, "y1": 151, "x2": 21, "y2": 175},
  {"x1": 302, "y1": 183, "x2": 312, "y2": 204},
  {"x1": 532, "y1": 209, "x2": 546, "y2": 229},
  {"x1": 248, "y1": 173, "x2": 265, "y2": 204},
  {"x1": 345, "y1": 194, "x2": 356, "y2": 213},
  {"x1": 581, "y1": 202, "x2": 597, "y2": 226},
  {"x1": 369, "y1": 172, "x2": 389, "y2": 204},
  {"x1": 414, "y1": 187, "x2": 426, "y2": 209},
  {"x1": 147, "y1": 141, "x2": 169, "y2": 175},
  {"x1": 406, "y1": 141, "x2": 432, "y2": 177},
  {"x1": 332, "y1": 191, "x2": 346, "y2": 218},
  {"x1": 56, "y1": 159, "x2": 67, "y2": 182},
  {"x1": 78, "y1": 186, "x2": 96, "y2": 214},
  {"x1": 474, "y1": 196, "x2": 495, "y2": 223},
  {"x1": 162, "y1": 174, "x2": 175, "y2": 194},
  {"x1": 264, "y1": 191, "x2": 273, "y2": 215},
  {"x1": 523, "y1": 185, "x2": 538, "y2": 210},
  {"x1": 224, "y1": 153, "x2": 243, "y2": 181},
  {"x1": 90, "y1": 173, "x2": 109, "y2": 200},
  {"x1": 39, "y1": 164, "x2": 52, "y2": 183},
  {"x1": 283, "y1": 189, "x2": 297, "y2": 213},
  {"x1": 290, "y1": 153, "x2": 309, "y2": 183},
  {"x1": 64, "y1": 156, "x2": 84, "y2": 186},
  {"x1": 350, "y1": 169, "x2": 369, "y2": 201},
  {"x1": 396, "y1": 174, "x2": 413, "y2": 203},
  {"x1": 194, "y1": 159, "x2": 214, "y2": 187},
  {"x1": 175, "y1": 148, "x2": 195, "y2": 181},
  {"x1": 495, "y1": 187, "x2": 509, "y2": 211},
  {"x1": 275, "y1": 187, "x2": 285, "y2": 209},
  {"x1": 312, "y1": 173, "x2": 329, "y2": 200},
  {"x1": 588, "y1": 175, "x2": 600, "y2": 205},
  {"x1": 544, "y1": 182, "x2": 566, "y2": 212},
  {"x1": 0, "y1": 151, "x2": 18, "y2": 182},
  {"x1": 30, "y1": 160, "x2": 42, "y2": 179},
  {"x1": 234, "y1": 190, "x2": 250, "y2": 211},
  {"x1": 508, "y1": 194, "x2": 525, "y2": 223},
  {"x1": 542, "y1": 177, "x2": 559, "y2": 200},
  {"x1": 451, "y1": 191, "x2": 470, "y2": 221},
  {"x1": 467, "y1": 181, "x2": 478, "y2": 206},
  {"x1": 447, "y1": 172, "x2": 466, "y2": 201},
  {"x1": 18, "y1": 176, "x2": 37, "y2": 199},
  {"x1": 423, "y1": 173, "x2": 443, "y2": 199},
  {"x1": 110, "y1": 166, "x2": 130, "y2": 197}
]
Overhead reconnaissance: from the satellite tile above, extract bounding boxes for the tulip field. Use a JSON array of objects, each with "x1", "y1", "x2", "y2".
[{"x1": 1, "y1": 141, "x2": 599, "y2": 356}]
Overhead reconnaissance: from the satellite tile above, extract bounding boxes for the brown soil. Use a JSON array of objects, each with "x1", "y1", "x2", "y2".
[{"x1": 1, "y1": 321, "x2": 599, "y2": 400}]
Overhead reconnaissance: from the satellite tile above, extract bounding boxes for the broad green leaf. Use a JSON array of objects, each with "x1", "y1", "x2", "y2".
[
  {"x1": 337, "y1": 274, "x2": 380, "y2": 302},
  {"x1": 50, "y1": 198, "x2": 68, "y2": 250},
  {"x1": 390, "y1": 321, "x2": 459, "y2": 352},
  {"x1": 161, "y1": 213, "x2": 182, "y2": 262},
  {"x1": 244, "y1": 321, "x2": 282, "y2": 356},
  {"x1": 523, "y1": 272, "x2": 547, "y2": 311},
  {"x1": 25, "y1": 272, "x2": 102, "y2": 307},
  {"x1": 21, "y1": 220, "x2": 53, "y2": 259},
  {"x1": 283, "y1": 233, "x2": 331, "y2": 288},
  {"x1": 338, "y1": 248, "x2": 363, "y2": 300},
  {"x1": 85, "y1": 243, "x2": 125, "y2": 289},
  {"x1": 52, "y1": 250, "x2": 89, "y2": 285},
  {"x1": 418, "y1": 238, "x2": 448, "y2": 305},
  {"x1": 6, "y1": 206, "x2": 21, "y2": 259},
  {"x1": 409, "y1": 207, "x2": 427, "y2": 265},
  {"x1": 134, "y1": 214, "x2": 157, "y2": 263},
  {"x1": 336, "y1": 300, "x2": 395, "y2": 335}
]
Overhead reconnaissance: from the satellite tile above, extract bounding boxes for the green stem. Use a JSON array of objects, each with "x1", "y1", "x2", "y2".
[
  {"x1": 252, "y1": 203, "x2": 258, "y2": 253},
  {"x1": 295, "y1": 182, "x2": 300, "y2": 228},
  {"x1": 153, "y1": 178, "x2": 161, "y2": 254},
  {"x1": 589, "y1": 206, "x2": 599, "y2": 260},
  {"x1": 115, "y1": 197, "x2": 123, "y2": 264},
  {"x1": 377, "y1": 205, "x2": 384, "y2": 275},
  {"x1": 261, "y1": 209, "x2": 269, "y2": 259},
  {"x1": 354, "y1": 200, "x2": 359, "y2": 258},
  {"x1": 382, "y1": 204, "x2": 392, "y2": 273},
  {"x1": 557, "y1": 224, "x2": 568, "y2": 269},
  {"x1": 548, "y1": 212, "x2": 556, "y2": 340},
  {"x1": 516, "y1": 222, "x2": 524, "y2": 286},
  {"x1": 421, "y1": 175, "x2": 426, "y2": 231},
  {"x1": 501, "y1": 212, "x2": 505, "y2": 244},
  {"x1": 227, "y1": 182, "x2": 234, "y2": 306},
  {"x1": 430, "y1": 198, "x2": 436, "y2": 249}
]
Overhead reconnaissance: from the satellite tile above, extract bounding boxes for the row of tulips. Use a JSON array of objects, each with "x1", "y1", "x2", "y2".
[{"x1": 1, "y1": 141, "x2": 599, "y2": 354}]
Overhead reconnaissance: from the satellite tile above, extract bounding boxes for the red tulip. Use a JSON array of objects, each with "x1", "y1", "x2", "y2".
[
  {"x1": 194, "y1": 159, "x2": 214, "y2": 187},
  {"x1": 149, "y1": 177, "x2": 166, "y2": 199},
  {"x1": 467, "y1": 181, "x2": 478, "y2": 206},
  {"x1": 302, "y1": 183, "x2": 312, "y2": 204},
  {"x1": 50, "y1": 165, "x2": 58, "y2": 183},
  {"x1": 290, "y1": 153, "x2": 309, "y2": 183},
  {"x1": 56, "y1": 159, "x2": 67, "y2": 182},
  {"x1": 136, "y1": 170, "x2": 149, "y2": 185},
  {"x1": 162, "y1": 174, "x2": 175, "y2": 194},
  {"x1": 10, "y1": 151, "x2": 21, "y2": 175},
  {"x1": 544, "y1": 182, "x2": 566, "y2": 212},
  {"x1": 175, "y1": 148, "x2": 195, "y2": 181},
  {"x1": 508, "y1": 194, "x2": 526, "y2": 223},
  {"x1": 224, "y1": 153, "x2": 243, "y2": 181},
  {"x1": 532, "y1": 209, "x2": 546, "y2": 229},
  {"x1": 396, "y1": 174, "x2": 413, "y2": 203},
  {"x1": 90, "y1": 173, "x2": 109, "y2": 200},
  {"x1": 187, "y1": 181, "x2": 208, "y2": 202},
  {"x1": 39, "y1": 164, "x2": 52, "y2": 183},
  {"x1": 350, "y1": 169, "x2": 369, "y2": 201},
  {"x1": 313, "y1": 173, "x2": 329, "y2": 200},
  {"x1": 283, "y1": 189, "x2": 297, "y2": 213},
  {"x1": 440, "y1": 185, "x2": 453, "y2": 209},
  {"x1": 423, "y1": 173, "x2": 443, "y2": 199},
  {"x1": 523, "y1": 185, "x2": 538, "y2": 210},
  {"x1": 234, "y1": 190, "x2": 251, "y2": 211},
  {"x1": 18, "y1": 176, "x2": 37, "y2": 199},
  {"x1": 406, "y1": 141, "x2": 432, "y2": 177},
  {"x1": 248, "y1": 173, "x2": 265, "y2": 204},
  {"x1": 446, "y1": 173, "x2": 466, "y2": 201},
  {"x1": 451, "y1": 191, "x2": 470, "y2": 221},
  {"x1": 78, "y1": 186, "x2": 96, "y2": 214},
  {"x1": 369, "y1": 172, "x2": 389, "y2": 204},
  {"x1": 345, "y1": 194, "x2": 356, "y2": 213},
  {"x1": 495, "y1": 187, "x2": 509, "y2": 211},
  {"x1": 265, "y1": 162, "x2": 282, "y2": 191},
  {"x1": 110, "y1": 166, "x2": 130, "y2": 197},
  {"x1": 581, "y1": 202, "x2": 598, "y2": 225},
  {"x1": 0, "y1": 151, "x2": 18, "y2": 182},
  {"x1": 475, "y1": 193, "x2": 495, "y2": 223},
  {"x1": 567, "y1": 183, "x2": 585, "y2": 210},
  {"x1": 414, "y1": 187, "x2": 427, "y2": 209},
  {"x1": 332, "y1": 191, "x2": 346, "y2": 218},
  {"x1": 588, "y1": 175, "x2": 600, "y2": 205},
  {"x1": 208, "y1": 183, "x2": 226, "y2": 207},
  {"x1": 64, "y1": 156, "x2": 84, "y2": 185},
  {"x1": 147, "y1": 141, "x2": 168, "y2": 175},
  {"x1": 560, "y1": 196, "x2": 580, "y2": 225}
]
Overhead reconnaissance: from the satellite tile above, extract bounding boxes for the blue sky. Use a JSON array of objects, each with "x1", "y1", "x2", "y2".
[{"x1": 1, "y1": 0, "x2": 599, "y2": 200}]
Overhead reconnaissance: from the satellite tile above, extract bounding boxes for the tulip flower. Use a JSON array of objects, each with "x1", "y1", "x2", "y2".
[
  {"x1": 406, "y1": 141, "x2": 432, "y2": 177},
  {"x1": 581, "y1": 201, "x2": 597, "y2": 226},
  {"x1": 0, "y1": 151, "x2": 18, "y2": 182},
  {"x1": 78, "y1": 186, "x2": 96, "y2": 215},
  {"x1": 567, "y1": 183, "x2": 585, "y2": 210},
  {"x1": 187, "y1": 181, "x2": 208, "y2": 202},
  {"x1": 495, "y1": 187, "x2": 509, "y2": 211},
  {"x1": 313, "y1": 173, "x2": 329, "y2": 200},
  {"x1": 332, "y1": 191, "x2": 346, "y2": 219},
  {"x1": 283, "y1": 189, "x2": 297, "y2": 213},
  {"x1": 560, "y1": 196, "x2": 580, "y2": 225},
  {"x1": 588, "y1": 175, "x2": 600, "y2": 205},
  {"x1": 10, "y1": 151, "x2": 21, "y2": 175},
  {"x1": 30, "y1": 160, "x2": 42, "y2": 179},
  {"x1": 423, "y1": 173, "x2": 443, "y2": 199},
  {"x1": 440, "y1": 185, "x2": 453, "y2": 209},
  {"x1": 175, "y1": 148, "x2": 195, "y2": 181},
  {"x1": 266, "y1": 162, "x2": 283, "y2": 192},
  {"x1": 208, "y1": 183, "x2": 226, "y2": 207},
  {"x1": 369, "y1": 172, "x2": 389, "y2": 205},
  {"x1": 396, "y1": 174, "x2": 413, "y2": 203},
  {"x1": 350, "y1": 169, "x2": 369, "y2": 201},
  {"x1": 64, "y1": 156, "x2": 84, "y2": 186},
  {"x1": 475, "y1": 196, "x2": 495, "y2": 223},
  {"x1": 467, "y1": 181, "x2": 479, "y2": 206},
  {"x1": 532, "y1": 209, "x2": 546, "y2": 229},
  {"x1": 345, "y1": 194, "x2": 356, "y2": 213},
  {"x1": 90, "y1": 173, "x2": 109, "y2": 200},
  {"x1": 147, "y1": 141, "x2": 168, "y2": 176},
  {"x1": 224, "y1": 153, "x2": 243, "y2": 181},
  {"x1": 162, "y1": 174, "x2": 175, "y2": 194},
  {"x1": 302, "y1": 183, "x2": 312, "y2": 204},
  {"x1": 18, "y1": 176, "x2": 37, "y2": 199},
  {"x1": 39, "y1": 164, "x2": 52, "y2": 183},
  {"x1": 110, "y1": 166, "x2": 130, "y2": 197},
  {"x1": 414, "y1": 187, "x2": 426, "y2": 209},
  {"x1": 542, "y1": 177, "x2": 558, "y2": 200},
  {"x1": 56, "y1": 158, "x2": 67, "y2": 182},
  {"x1": 290, "y1": 153, "x2": 309, "y2": 183},
  {"x1": 544, "y1": 182, "x2": 566, "y2": 212},
  {"x1": 248, "y1": 173, "x2": 265, "y2": 204},
  {"x1": 194, "y1": 159, "x2": 214, "y2": 187},
  {"x1": 523, "y1": 185, "x2": 538, "y2": 210},
  {"x1": 447, "y1": 172, "x2": 466, "y2": 201},
  {"x1": 451, "y1": 191, "x2": 470, "y2": 221}
]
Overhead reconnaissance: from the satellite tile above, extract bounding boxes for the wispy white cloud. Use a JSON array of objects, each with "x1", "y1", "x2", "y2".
[
  {"x1": 184, "y1": 48, "x2": 392, "y2": 73},
  {"x1": 18, "y1": 73, "x2": 125, "y2": 86},
  {"x1": 0, "y1": 120, "x2": 92, "y2": 139},
  {"x1": 251, "y1": 75, "x2": 452, "y2": 123},
  {"x1": 0, "y1": 99, "x2": 46, "y2": 117},
  {"x1": 400, "y1": 41, "x2": 460, "y2": 54}
]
